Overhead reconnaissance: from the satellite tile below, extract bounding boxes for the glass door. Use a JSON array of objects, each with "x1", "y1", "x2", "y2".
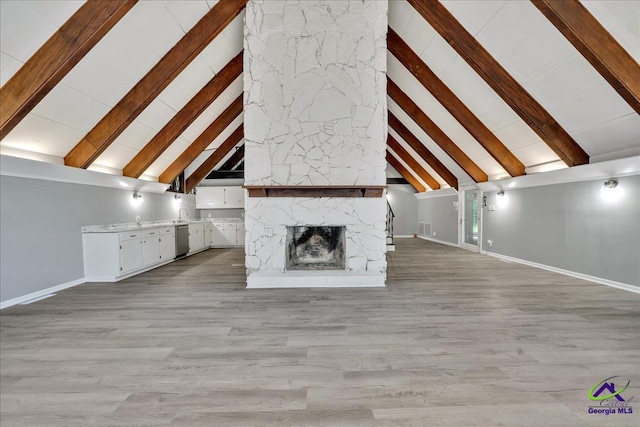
[{"x1": 461, "y1": 188, "x2": 480, "y2": 251}]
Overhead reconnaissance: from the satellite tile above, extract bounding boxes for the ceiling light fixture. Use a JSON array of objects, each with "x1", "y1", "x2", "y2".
[{"x1": 603, "y1": 179, "x2": 618, "y2": 189}]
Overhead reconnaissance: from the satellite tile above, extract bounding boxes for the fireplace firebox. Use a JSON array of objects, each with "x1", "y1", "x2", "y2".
[{"x1": 286, "y1": 226, "x2": 346, "y2": 271}]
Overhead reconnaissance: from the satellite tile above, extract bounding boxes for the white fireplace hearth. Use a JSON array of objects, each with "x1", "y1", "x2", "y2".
[{"x1": 244, "y1": 0, "x2": 388, "y2": 288}]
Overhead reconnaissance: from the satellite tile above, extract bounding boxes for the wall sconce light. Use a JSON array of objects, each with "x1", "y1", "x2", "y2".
[
  {"x1": 601, "y1": 178, "x2": 622, "y2": 202},
  {"x1": 496, "y1": 190, "x2": 508, "y2": 208},
  {"x1": 173, "y1": 194, "x2": 182, "y2": 207},
  {"x1": 132, "y1": 192, "x2": 143, "y2": 206}
]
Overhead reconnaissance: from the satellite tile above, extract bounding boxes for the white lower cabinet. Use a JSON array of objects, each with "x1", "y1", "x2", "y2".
[
  {"x1": 209, "y1": 222, "x2": 245, "y2": 247},
  {"x1": 159, "y1": 227, "x2": 175, "y2": 261},
  {"x1": 142, "y1": 229, "x2": 161, "y2": 266},
  {"x1": 84, "y1": 226, "x2": 178, "y2": 282},
  {"x1": 188, "y1": 223, "x2": 206, "y2": 254},
  {"x1": 119, "y1": 233, "x2": 143, "y2": 275}
]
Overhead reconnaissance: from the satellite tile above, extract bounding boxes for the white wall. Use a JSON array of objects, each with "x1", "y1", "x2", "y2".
[{"x1": 0, "y1": 176, "x2": 196, "y2": 303}]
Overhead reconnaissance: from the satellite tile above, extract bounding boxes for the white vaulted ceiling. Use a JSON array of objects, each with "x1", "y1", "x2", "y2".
[{"x1": 1, "y1": 0, "x2": 639, "y2": 188}]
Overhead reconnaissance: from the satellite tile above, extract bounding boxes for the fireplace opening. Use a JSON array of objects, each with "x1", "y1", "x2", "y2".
[{"x1": 286, "y1": 226, "x2": 346, "y2": 271}]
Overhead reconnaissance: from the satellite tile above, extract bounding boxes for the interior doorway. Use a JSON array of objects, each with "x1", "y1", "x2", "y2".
[{"x1": 460, "y1": 187, "x2": 481, "y2": 252}]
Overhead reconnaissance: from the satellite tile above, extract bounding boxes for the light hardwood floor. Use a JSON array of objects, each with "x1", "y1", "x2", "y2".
[{"x1": 1, "y1": 238, "x2": 639, "y2": 426}]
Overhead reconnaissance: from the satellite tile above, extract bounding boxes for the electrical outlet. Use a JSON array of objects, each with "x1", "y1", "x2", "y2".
[
  {"x1": 487, "y1": 239, "x2": 492, "y2": 247},
  {"x1": 432, "y1": 232, "x2": 436, "y2": 237}
]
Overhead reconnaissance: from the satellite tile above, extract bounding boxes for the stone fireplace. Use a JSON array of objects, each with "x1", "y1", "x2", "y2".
[{"x1": 244, "y1": 0, "x2": 388, "y2": 288}]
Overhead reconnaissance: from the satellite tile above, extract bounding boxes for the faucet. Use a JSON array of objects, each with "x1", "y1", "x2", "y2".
[
  {"x1": 135, "y1": 215, "x2": 141, "y2": 226},
  {"x1": 178, "y1": 208, "x2": 189, "y2": 222}
]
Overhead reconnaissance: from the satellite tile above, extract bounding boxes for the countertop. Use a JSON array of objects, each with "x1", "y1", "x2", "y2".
[
  {"x1": 205, "y1": 218, "x2": 245, "y2": 223},
  {"x1": 82, "y1": 219, "x2": 210, "y2": 233}
]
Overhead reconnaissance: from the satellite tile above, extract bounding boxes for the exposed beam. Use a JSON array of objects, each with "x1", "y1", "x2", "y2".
[
  {"x1": 386, "y1": 150, "x2": 426, "y2": 193},
  {"x1": 388, "y1": 28, "x2": 525, "y2": 177},
  {"x1": 532, "y1": 0, "x2": 640, "y2": 114},
  {"x1": 185, "y1": 124, "x2": 243, "y2": 193},
  {"x1": 387, "y1": 135, "x2": 440, "y2": 190},
  {"x1": 64, "y1": 0, "x2": 247, "y2": 169},
  {"x1": 389, "y1": 112, "x2": 458, "y2": 190},
  {"x1": 160, "y1": 95, "x2": 243, "y2": 185},
  {"x1": 388, "y1": 77, "x2": 488, "y2": 183},
  {"x1": 406, "y1": 1, "x2": 589, "y2": 166},
  {"x1": 217, "y1": 144, "x2": 244, "y2": 172},
  {"x1": 123, "y1": 53, "x2": 243, "y2": 178},
  {"x1": 0, "y1": 0, "x2": 137, "y2": 140}
]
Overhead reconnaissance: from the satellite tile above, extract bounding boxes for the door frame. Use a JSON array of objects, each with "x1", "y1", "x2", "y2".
[{"x1": 459, "y1": 184, "x2": 482, "y2": 252}]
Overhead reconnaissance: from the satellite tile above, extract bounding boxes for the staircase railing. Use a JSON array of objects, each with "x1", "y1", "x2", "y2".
[{"x1": 386, "y1": 200, "x2": 395, "y2": 244}]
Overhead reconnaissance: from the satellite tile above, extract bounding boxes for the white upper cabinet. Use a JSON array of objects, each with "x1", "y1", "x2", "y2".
[{"x1": 196, "y1": 186, "x2": 245, "y2": 209}]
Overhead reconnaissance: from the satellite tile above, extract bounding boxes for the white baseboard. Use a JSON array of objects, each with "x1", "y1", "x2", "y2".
[
  {"x1": 483, "y1": 251, "x2": 640, "y2": 294},
  {"x1": 1, "y1": 278, "x2": 86, "y2": 309},
  {"x1": 393, "y1": 235, "x2": 416, "y2": 238},
  {"x1": 416, "y1": 235, "x2": 459, "y2": 248}
]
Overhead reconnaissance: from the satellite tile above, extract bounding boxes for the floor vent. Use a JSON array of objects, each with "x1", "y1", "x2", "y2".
[{"x1": 418, "y1": 222, "x2": 431, "y2": 236}]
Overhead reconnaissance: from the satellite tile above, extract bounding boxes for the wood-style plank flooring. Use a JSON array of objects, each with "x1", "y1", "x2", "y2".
[{"x1": 1, "y1": 238, "x2": 639, "y2": 426}]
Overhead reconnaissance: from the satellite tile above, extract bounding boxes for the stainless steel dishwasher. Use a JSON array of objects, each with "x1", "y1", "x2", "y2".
[{"x1": 175, "y1": 224, "x2": 189, "y2": 259}]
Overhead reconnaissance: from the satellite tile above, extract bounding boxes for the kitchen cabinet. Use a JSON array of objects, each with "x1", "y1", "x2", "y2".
[
  {"x1": 196, "y1": 186, "x2": 245, "y2": 209},
  {"x1": 204, "y1": 222, "x2": 212, "y2": 248},
  {"x1": 142, "y1": 229, "x2": 161, "y2": 266},
  {"x1": 84, "y1": 225, "x2": 177, "y2": 282},
  {"x1": 159, "y1": 227, "x2": 175, "y2": 261},
  {"x1": 119, "y1": 232, "x2": 143, "y2": 274},
  {"x1": 209, "y1": 221, "x2": 245, "y2": 247},
  {"x1": 188, "y1": 222, "x2": 206, "y2": 254}
]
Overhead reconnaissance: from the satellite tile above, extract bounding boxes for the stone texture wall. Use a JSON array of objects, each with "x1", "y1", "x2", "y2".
[
  {"x1": 244, "y1": 0, "x2": 387, "y2": 185},
  {"x1": 244, "y1": 0, "x2": 388, "y2": 276}
]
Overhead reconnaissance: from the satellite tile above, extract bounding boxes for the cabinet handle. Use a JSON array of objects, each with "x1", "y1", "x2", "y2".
[{"x1": 130, "y1": 234, "x2": 136, "y2": 238}]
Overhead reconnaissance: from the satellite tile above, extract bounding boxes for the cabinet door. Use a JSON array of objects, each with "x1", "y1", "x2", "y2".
[
  {"x1": 160, "y1": 235, "x2": 175, "y2": 261},
  {"x1": 189, "y1": 224, "x2": 205, "y2": 252},
  {"x1": 223, "y1": 223, "x2": 236, "y2": 245},
  {"x1": 204, "y1": 226, "x2": 211, "y2": 248},
  {"x1": 196, "y1": 187, "x2": 225, "y2": 209},
  {"x1": 224, "y1": 187, "x2": 244, "y2": 208},
  {"x1": 235, "y1": 223, "x2": 245, "y2": 246},
  {"x1": 120, "y1": 239, "x2": 143, "y2": 274},
  {"x1": 143, "y1": 237, "x2": 161, "y2": 266},
  {"x1": 211, "y1": 224, "x2": 225, "y2": 246}
]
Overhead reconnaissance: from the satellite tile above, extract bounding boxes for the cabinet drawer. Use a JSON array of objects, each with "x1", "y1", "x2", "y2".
[
  {"x1": 143, "y1": 229, "x2": 160, "y2": 238},
  {"x1": 120, "y1": 231, "x2": 142, "y2": 241},
  {"x1": 159, "y1": 227, "x2": 175, "y2": 235}
]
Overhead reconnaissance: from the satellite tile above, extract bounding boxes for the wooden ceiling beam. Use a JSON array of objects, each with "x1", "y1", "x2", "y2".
[
  {"x1": 185, "y1": 124, "x2": 243, "y2": 193},
  {"x1": 64, "y1": 0, "x2": 247, "y2": 169},
  {"x1": 407, "y1": 0, "x2": 589, "y2": 166},
  {"x1": 389, "y1": 112, "x2": 458, "y2": 190},
  {"x1": 0, "y1": 0, "x2": 137, "y2": 140},
  {"x1": 387, "y1": 135, "x2": 440, "y2": 190},
  {"x1": 386, "y1": 150, "x2": 426, "y2": 193},
  {"x1": 388, "y1": 77, "x2": 488, "y2": 183},
  {"x1": 388, "y1": 28, "x2": 525, "y2": 177},
  {"x1": 217, "y1": 143, "x2": 245, "y2": 171},
  {"x1": 123, "y1": 53, "x2": 242, "y2": 178},
  {"x1": 159, "y1": 95, "x2": 243, "y2": 184},
  {"x1": 532, "y1": 0, "x2": 640, "y2": 114}
]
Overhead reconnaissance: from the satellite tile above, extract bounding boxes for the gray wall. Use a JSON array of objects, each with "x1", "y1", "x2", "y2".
[
  {"x1": 0, "y1": 176, "x2": 197, "y2": 303},
  {"x1": 387, "y1": 185, "x2": 418, "y2": 236},
  {"x1": 483, "y1": 175, "x2": 640, "y2": 286},
  {"x1": 418, "y1": 195, "x2": 458, "y2": 245}
]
